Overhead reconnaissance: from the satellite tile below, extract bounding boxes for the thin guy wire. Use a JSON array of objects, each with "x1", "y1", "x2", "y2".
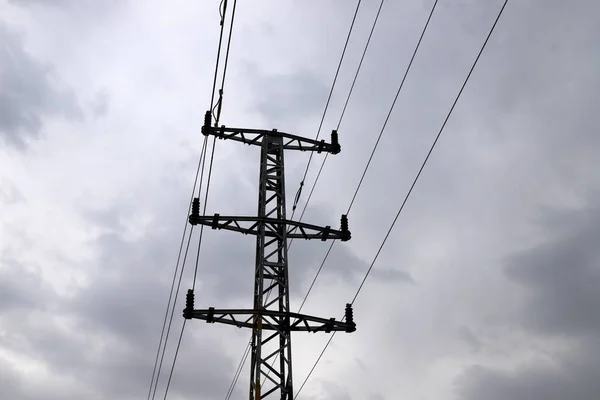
[
  {"x1": 290, "y1": 0, "x2": 363, "y2": 218},
  {"x1": 295, "y1": 2, "x2": 508, "y2": 397}
]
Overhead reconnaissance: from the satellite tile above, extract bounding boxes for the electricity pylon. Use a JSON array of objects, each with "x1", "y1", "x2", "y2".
[{"x1": 184, "y1": 111, "x2": 356, "y2": 400}]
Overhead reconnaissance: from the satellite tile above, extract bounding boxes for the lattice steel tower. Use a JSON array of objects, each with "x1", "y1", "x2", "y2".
[{"x1": 184, "y1": 112, "x2": 356, "y2": 400}]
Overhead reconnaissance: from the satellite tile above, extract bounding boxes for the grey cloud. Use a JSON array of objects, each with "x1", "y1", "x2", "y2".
[
  {"x1": 0, "y1": 257, "x2": 58, "y2": 314},
  {"x1": 90, "y1": 91, "x2": 109, "y2": 118},
  {"x1": 457, "y1": 201, "x2": 600, "y2": 399},
  {"x1": 504, "y1": 206, "x2": 600, "y2": 337},
  {"x1": 0, "y1": 179, "x2": 25, "y2": 204},
  {"x1": 458, "y1": 342, "x2": 600, "y2": 400},
  {"x1": 244, "y1": 64, "x2": 330, "y2": 125},
  {"x1": 0, "y1": 222, "x2": 240, "y2": 400},
  {"x1": 0, "y1": 23, "x2": 82, "y2": 149},
  {"x1": 457, "y1": 326, "x2": 483, "y2": 353}
]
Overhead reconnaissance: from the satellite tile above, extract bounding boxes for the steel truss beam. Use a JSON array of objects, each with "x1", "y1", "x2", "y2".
[
  {"x1": 202, "y1": 116, "x2": 341, "y2": 155},
  {"x1": 184, "y1": 306, "x2": 356, "y2": 333},
  {"x1": 188, "y1": 214, "x2": 351, "y2": 242},
  {"x1": 185, "y1": 111, "x2": 355, "y2": 400}
]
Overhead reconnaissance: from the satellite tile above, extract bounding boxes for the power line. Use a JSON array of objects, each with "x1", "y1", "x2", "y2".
[
  {"x1": 290, "y1": 0, "x2": 363, "y2": 218},
  {"x1": 146, "y1": 115, "x2": 208, "y2": 400},
  {"x1": 228, "y1": 0, "x2": 419, "y2": 391},
  {"x1": 223, "y1": 2, "x2": 364, "y2": 397},
  {"x1": 290, "y1": 0, "x2": 385, "y2": 248},
  {"x1": 295, "y1": 2, "x2": 508, "y2": 397},
  {"x1": 265, "y1": 0, "x2": 393, "y2": 387},
  {"x1": 298, "y1": 0, "x2": 439, "y2": 320},
  {"x1": 152, "y1": 132, "x2": 212, "y2": 400},
  {"x1": 225, "y1": 339, "x2": 252, "y2": 400},
  {"x1": 161, "y1": 1, "x2": 238, "y2": 398}
]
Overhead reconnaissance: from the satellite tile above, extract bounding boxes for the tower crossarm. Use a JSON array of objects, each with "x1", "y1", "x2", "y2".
[
  {"x1": 201, "y1": 111, "x2": 341, "y2": 154},
  {"x1": 183, "y1": 305, "x2": 356, "y2": 333},
  {"x1": 188, "y1": 213, "x2": 351, "y2": 242}
]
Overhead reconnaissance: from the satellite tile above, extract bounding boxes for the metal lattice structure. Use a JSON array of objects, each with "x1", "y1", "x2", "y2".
[{"x1": 184, "y1": 111, "x2": 356, "y2": 400}]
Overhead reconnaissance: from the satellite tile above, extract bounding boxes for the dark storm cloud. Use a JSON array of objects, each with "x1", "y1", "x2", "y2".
[
  {"x1": 504, "y1": 207, "x2": 600, "y2": 337},
  {"x1": 456, "y1": 201, "x2": 600, "y2": 400},
  {"x1": 0, "y1": 219, "x2": 240, "y2": 400},
  {"x1": 457, "y1": 338, "x2": 600, "y2": 400},
  {"x1": 0, "y1": 23, "x2": 81, "y2": 148}
]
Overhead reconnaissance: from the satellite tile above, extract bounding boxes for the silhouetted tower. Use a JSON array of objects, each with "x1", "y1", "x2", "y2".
[{"x1": 185, "y1": 112, "x2": 356, "y2": 400}]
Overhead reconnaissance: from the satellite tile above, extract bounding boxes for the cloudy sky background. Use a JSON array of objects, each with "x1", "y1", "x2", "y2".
[{"x1": 1, "y1": 0, "x2": 599, "y2": 399}]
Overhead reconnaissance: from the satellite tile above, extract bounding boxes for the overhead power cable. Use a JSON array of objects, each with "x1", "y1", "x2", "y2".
[
  {"x1": 146, "y1": 139, "x2": 206, "y2": 400},
  {"x1": 267, "y1": 0, "x2": 391, "y2": 386},
  {"x1": 257, "y1": 0, "x2": 436, "y2": 388},
  {"x1": 294, "y1": 2, "x2": 508, "y2": 398},
  {"x1": 288, "y1": 0, "x2": 385, "y2": 253},
  {"x1": 153, "y1": 1, "x2": 238, "y2": 399},
  {"x1": 298, "y1": 0, "x2": 438, "y2": 318},
  {"x1": 290, "y1": 0, "x2": 363, "y2": 218},
  {"x1": 223, "y1": 2, "x2": 364, "y2": 397}
]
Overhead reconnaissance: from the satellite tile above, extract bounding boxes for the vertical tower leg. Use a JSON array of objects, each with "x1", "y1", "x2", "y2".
[
  {"x1": 249, "y1": 134, "x2": 293, "y2": 400},
  {"x1": 187, "y1": 115, "x2": 354, "y2": 400}
]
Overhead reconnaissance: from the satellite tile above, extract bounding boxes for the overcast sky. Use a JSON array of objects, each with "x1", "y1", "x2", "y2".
[{"x1": 1, "y1": 0, "x2": 599, "y2": 399}]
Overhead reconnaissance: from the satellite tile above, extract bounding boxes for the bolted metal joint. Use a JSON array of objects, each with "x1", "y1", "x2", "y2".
[
  {"x1": 330, "y1": 130, "x2": 341, "y2": 155},
  {"x1": 340, "y1": 214, "x2": 351, "y2": 242},
  {"x1": 201, "y1": 111, "x2": 211, "y2": 136},
  {"x1": 188, "y1": 198, "x2": 200, "y2": 225},
  {"x1": 183, "y1": 289, "x2": 194, "y2": 319}
]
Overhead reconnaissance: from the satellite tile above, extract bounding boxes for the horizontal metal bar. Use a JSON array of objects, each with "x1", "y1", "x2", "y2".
[
  {"x1": 203, "y1": 125, "x2": 340, "y2": 154},
  {"x1": 185, "y1": 308, "x2": 356, "y2": 333},
  {"x1": 188, "y1": 214, "x2": 351, "y2": 242}
]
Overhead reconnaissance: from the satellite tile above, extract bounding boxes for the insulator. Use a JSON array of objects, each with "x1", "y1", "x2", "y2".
[
  {"x1": 186, "y1": 289, "x2": 195, "y2": 310},
  {"x1": 188, "y1": 198, "x2": 200, "y2": 225},
  {"x1": 345, "y1": 303, "x2": 354, "y2": 324},
  {"x1": 201, "y1": 111, "x2": 211, "y2": 135},
  {"x1": 183, "y1": 289, "x2": 194, "y2": 319},
  {"x1": 192, "y1": 197, "x2": 200, "y2": 216},
  {"x1": 330, "y1": 130, "x2": 341, "y2": 154},
  {"x1": 340, "y1": 214, "x2": 348, "y2": 232},
  {"x1": 340, "y1": 214, "x2": 351, "y2": 241}
]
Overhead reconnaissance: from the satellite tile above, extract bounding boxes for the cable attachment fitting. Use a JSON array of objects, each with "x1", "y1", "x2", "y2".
[
  {"x1": 340, "y1": 214, "x2": 351, "y2": 242},
  {"x1": 330, "y1": 130, "x2": 341, "y2": 154},
  {"x1": 189, "y1": 198, "x2": 200, "y2": 225},
  {"x1": 201, "y1": 111, "x2": 211, "y2": 136},
  {"x1": 183, "y1": 289, "x2": 194, "y2": 319},
  {"x1": 345, "y1": 303, "x2": 356, "y2": 332}
]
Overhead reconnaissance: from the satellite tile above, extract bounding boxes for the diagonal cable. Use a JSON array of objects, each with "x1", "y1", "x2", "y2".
[
  {"x1": 288, "y1": 0, "x2": 385, "y2": 252},
  {"x1": 295, "y1": 2, "x2": 508, "y2": 397},
  {"x1": 290, "y1": 0, "x2": 363, "y2": 218},
  {"x1": 146, "y1": 126, "x2": 208, "y2": 400},
  {"x1": 161, "y1": 1, "x2": 238, "y2": 398},
  {"x1": 295, "y1": 0, "x2": 438, "y2": 313}
]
